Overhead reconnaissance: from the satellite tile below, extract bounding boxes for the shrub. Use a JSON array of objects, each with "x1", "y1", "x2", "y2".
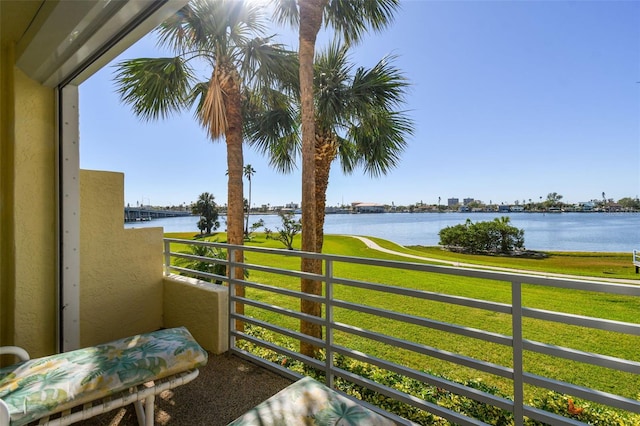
[
  {"x1": 237, "y1": 326, "x2": 640, "y2": 425},
  {"x1": 439, "y1": 217, "x2": 524, "y2": 254},
  {"x1": 276, "y1": 211, "x2": 301, "y2": 250}
]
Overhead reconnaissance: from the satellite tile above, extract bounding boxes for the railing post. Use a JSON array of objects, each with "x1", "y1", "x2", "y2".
[
  {"x1": 163, "y1": 239, "x2": 171, "y2": 276},
  {"x1": 229, "y1": 249, "x2": 237, "y2": 350},
  {"x1": 512, "y1": 281, "x2": 524, "y2": 426},
  {"x1": 325, "y1": 258, "x2": 334, "y2": 388}
]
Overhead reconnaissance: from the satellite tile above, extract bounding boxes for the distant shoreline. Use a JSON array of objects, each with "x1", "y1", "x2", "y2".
[{"x1": 128, "y1": 212, "x2": 639, "y2": 252}]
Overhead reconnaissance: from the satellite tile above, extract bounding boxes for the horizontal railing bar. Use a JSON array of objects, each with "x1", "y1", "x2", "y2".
[
  {"x1": 166, "y1": 266, "x2": 228, "y2": 283},
  {"x1": 332, "y1": 345, "x2": 514, "y2": 412},
  {"x1": 332, "y1": 367, "x2": 490, "y2": 426},
  {"x1": 523, "y1": 340, "x2": 640, "y2": 374},
  {"x1": 333, "y1": 299, "x2": 513, "y2": 346},
  {"x1": 232, "y1": 296, "x2": 327, "y2": 327},
  {"x1": 332, "y1": 277, "x2": 513, "y2": 314},
  {"x1": 232, "y1": 348, "x2": 303, "y2": 382},
  {"x1": 227, "y1": 262, "x2": 323, "y2": 284},
  {"x1": 166, "y1": 238, "x2": 328, "y2": 261},
  {"x1": 233, "y1": 278, "x2": 326, "y2": 303},
  {"x1": 167, "y1": 238, "x2": 640, "y2": 295},
  {"x1": 164, "y1": 238, "x2": 231, "y2": 248},
  {"x1": 523, "y1": 373, "x2": 640, "y2": 413},
  {"x1": 232, "y1": 330, "x2": 326, "y2": 373},
  {"x1": 239, "y1": 261, "x2": 322, "y2": 282},
  {"x1": 233, "y1": 315, "x2": 325, "y2": 348},
  {"x1": 522, "y1": 406, "x2": 589, "y2": 426},
  {"x1": 523, "y1": 307, "x2": 640, "y2": 335},
  {"x1": 333, "y1": 322, "x2": 513, "y2": 379},
  {"x1": 168, "y1": 251, "x2": 228, "y2": 265}
]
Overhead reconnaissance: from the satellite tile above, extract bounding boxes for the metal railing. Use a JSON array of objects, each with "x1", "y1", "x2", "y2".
[{"x1": 164, "y1": 238, "x2": 640, "y2": 426}]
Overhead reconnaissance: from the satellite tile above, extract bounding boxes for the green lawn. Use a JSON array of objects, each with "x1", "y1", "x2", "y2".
[{"x1": 165, "y1": 232, "x2": 640, "y2": 401}]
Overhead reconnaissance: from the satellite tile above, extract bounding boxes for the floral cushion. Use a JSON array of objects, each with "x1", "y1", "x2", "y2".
[
  {"x1": 227, "y1": 376, "x2": 396, "y2": 426},
  {"x1": 0, "y1": 327, "x2": 207, "y2": 426}
]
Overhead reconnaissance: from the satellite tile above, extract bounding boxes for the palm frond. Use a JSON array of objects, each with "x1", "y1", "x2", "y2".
[
  {"x1": 335, "y1": 136, "x2": 358, "y2": 174},
  {"x1": 267, "y1": 133, "x2": 300, "y2": 173},
  {"x1": 270, "y1": 0, "x2": 299, "y2": 28},
  {"x1": 113, "y1": 57, "x2": 192, "y2": 121},
  {"x1": 240, "y1": 36, "x2": 299, "y2": 90},
  {"x1": 348, "y1": 108, "x2": 413, "y2": 177},
  {"x1": 350, "y1": 54, "x2": 409, "y2": 112},
  {"x1": 314, "y1": 41, "x2": 353, "y2": 130},
  {"x1": 198, "y1": 68, "x2": 229, "y2": 140},
  {"x1": 325, "y1": 0, "x2": 399, "y2": 45},
  {"x1": 243, "y1": 87, "x2": 300, "y2": 173},
  {"x1": 226, "y1": 0, "x2": 268, "y2": 42},
  {"x1": 155, "y1": 3, "x2": 194, "y2": 53}
]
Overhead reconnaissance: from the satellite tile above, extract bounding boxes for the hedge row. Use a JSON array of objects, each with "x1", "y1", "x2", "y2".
[{"x1": 237, "y1": 327, "x2": 640, "y2": 425}]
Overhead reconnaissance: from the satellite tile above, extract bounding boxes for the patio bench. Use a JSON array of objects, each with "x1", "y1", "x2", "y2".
[{"x1": 0, "y1": 327, "x2": 208, "y2": 426}]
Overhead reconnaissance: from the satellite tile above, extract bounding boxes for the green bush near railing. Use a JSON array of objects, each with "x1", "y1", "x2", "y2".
[{"x1": 237, "y1": 326, "x2": 640, "y2": 426}]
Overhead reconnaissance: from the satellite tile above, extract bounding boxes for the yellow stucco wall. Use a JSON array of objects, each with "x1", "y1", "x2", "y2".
[
  {"x1": 79, "y1": 170, "x2": 164, "y2": 347},
  {"x1": 163, "y1": 275, "x2": 229, "y2": 354},
  {"x1": 0, "y1": 33, "x2": 16, "y2": 351},
  {"x1": 4, "y1": 67, "x2": 58, "y2": 357}
]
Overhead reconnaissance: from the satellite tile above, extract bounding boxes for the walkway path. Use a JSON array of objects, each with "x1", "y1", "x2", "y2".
[{"x1": 351, "y1": 236, "x2": 639, "y2": 285}]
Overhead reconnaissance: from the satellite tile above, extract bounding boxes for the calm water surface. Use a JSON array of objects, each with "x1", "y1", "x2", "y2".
[{"x1": 125, "y1": 212, "x2": 639, "y2": 252}]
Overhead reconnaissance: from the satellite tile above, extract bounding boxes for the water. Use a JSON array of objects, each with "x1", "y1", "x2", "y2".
[{"x1": 125, "y1": 212, "x2": 639, "y2": 252}]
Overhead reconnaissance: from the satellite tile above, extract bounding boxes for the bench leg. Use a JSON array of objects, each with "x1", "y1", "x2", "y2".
[
  {"x1": 1, "y1": 399, "x2": 10, "y2": 426},
  {"x1": 133, "y1": 395, "x2": 155, "y2": 426},
  {"x1": 145, "y1": 395, "x2": 155, "y2": 426}
]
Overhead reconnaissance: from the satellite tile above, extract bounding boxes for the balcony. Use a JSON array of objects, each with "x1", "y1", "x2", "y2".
[{"x1": 84, "y1": 238, "x2": 639, "y2": 425}]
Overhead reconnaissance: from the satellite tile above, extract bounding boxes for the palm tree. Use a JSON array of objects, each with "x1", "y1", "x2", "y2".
[
  {"x1": 246, "y1": 41, "x2": 413, "y2": 356},
  {"x1": 248, "y1": 42, "x2": 413, "y2": 251},
  {"x1": 113, "y1": 0, "x2": 295, "y2": 322},
  {"x1": 243, "y1": 164, "x2": 256, "y2": 237},
  {"x1": 192, "y1": 192, "x2": 220, "y2": 235},
  {"x1": 271, "y1": 0, "x2": 401, "y2": 357}
]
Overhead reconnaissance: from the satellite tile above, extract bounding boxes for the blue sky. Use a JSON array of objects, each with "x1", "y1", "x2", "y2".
[{"x1": 80, "y1": 0, "x2": 640, "y2": 209}]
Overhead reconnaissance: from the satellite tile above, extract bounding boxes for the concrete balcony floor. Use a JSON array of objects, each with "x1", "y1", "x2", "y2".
[{"x1": 76, "y1": 352, "x2": 294, "y2": 426}]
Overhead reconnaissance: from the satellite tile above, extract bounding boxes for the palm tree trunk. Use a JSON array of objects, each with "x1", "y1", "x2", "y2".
[
  {"x1": 222, "y1": 67, "x2": 245, "y2": 330},
  {"x1": 298, "y1": 0, "x2": 327, "y2": 358},
  {"x1": 245, "y1": 178, "x2": 251, "y2": 237},
  {"x1": 315, "y1": 133, "x2": 338, "y2": 253}
]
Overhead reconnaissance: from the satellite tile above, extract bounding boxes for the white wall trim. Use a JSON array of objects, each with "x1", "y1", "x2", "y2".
[{"x1": 60, "y1": 85, "x2": 81, "y2": 351}]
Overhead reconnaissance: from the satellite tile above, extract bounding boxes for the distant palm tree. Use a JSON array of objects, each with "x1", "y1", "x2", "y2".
[
  {"x1": 113, "y1": 0, "x2": 296, "y2": 282},
  {"x1": 192, "y1": 192, "x2": 220, "y2": 234},
  {"x1": 243, "y1": 164, "x2": 256, "y2": 237}
]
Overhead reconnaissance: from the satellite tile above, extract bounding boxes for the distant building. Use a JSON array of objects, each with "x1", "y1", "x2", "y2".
[
  {"x1": 352, "y1": 202, "x2": 385, "y2": 213},
  {"x1": 463, "y1": 198, "x2": 474, "y2": 206},
  {"x1": 498, "y1": 205, "x2": 510, "y2": 213},
  {"x1": 578, "y1": 202, "x2": 595, "y2": 212},
  {"x1": 447, "y1": 198, "x2": 459, "y2": 207}
]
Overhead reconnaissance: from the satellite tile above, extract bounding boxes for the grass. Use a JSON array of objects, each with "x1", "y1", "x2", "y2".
[
  {"x1": 376, "y1": 238, "x2": 639, "y2": 279},
  {"x1": 164, "y1": 232, "x2": 640, "y2": 403}
]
